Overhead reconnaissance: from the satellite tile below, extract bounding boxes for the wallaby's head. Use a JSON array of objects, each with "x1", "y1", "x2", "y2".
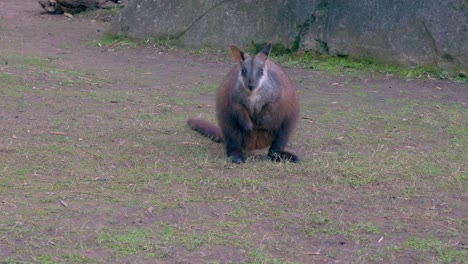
[{"x1": 230, "y1": 43, "x2": 272, "y2": 92}]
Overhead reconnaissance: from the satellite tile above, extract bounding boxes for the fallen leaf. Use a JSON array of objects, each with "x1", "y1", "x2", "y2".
[
  {"x1": 181, "y1": 141, "x2": 202, "y2": 146},
  {"x1": 63, "y1": 12, "x2": 73, "y2": 19},
  {"x1": 156, "y1": 103, "x2": 172, "y2": 108},
  {"x1": 50, "y1": 131, "x2": 68, "y2": 136},
  {"x1": 60, "y1": 200, "x2": 68, "y2": 207},
  {"x1": 304, "y1": 251, "x2": 321, "y2": 255}
]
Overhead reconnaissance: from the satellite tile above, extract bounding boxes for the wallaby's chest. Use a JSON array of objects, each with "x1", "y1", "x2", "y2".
[
  {"x1": 244, "y1": 92, "x2": 263, "y2": 117},
  {"x1": 233, "y1": 84, "x2": 277, "y2": 119}
]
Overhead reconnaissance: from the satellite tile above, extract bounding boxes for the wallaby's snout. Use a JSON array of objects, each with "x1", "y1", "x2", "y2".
[{"x1": 247, "y1": 81, "x2": 254, "y2": 91}]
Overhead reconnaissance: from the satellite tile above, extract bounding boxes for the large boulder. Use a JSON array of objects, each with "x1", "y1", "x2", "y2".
[
  {"x1": 108, "y1": 0, "x2": 467, "y2": 69},
  {"x1": 302, "y1": 0, "x2": 467, "y2": 68},
  {"x1": 108, "y1": 0, "x2": 320, "y2": 48}
]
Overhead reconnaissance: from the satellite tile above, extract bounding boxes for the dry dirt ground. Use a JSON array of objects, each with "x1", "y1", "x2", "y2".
[{"x1": 0, "y1": 0, "x2": 467, "y2": 263}]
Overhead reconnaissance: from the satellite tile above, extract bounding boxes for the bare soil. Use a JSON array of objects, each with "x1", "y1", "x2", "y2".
[{"x1": 0, "y1": 1, "x2": 466, "y2": 263}]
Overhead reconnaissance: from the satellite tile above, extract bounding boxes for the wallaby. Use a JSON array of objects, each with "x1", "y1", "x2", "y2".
[{"x1": 187, "y1": 43, "x2": 300, "y2": 163}]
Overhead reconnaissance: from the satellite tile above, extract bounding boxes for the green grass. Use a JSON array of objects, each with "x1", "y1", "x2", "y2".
[
  {"x1": 241, "y1": 45, "x2": 466, "y2": 81},
  {"x1": 0, "y1": 71, "x2": 29, "y2": 98},
  {"x1": 404, "y1": 236, "x2": 467, "y2": 264},
  {"x1": 1, "y1": 54, "x2": 111, "y2": 90},
  {"x1": 1, "y1": 52, "x2": 466, "y2": 263},
  {"x1": 92, "y1": 33, "x2": 139, "y2": 48},
  {"x1": 268, "y1": 51, "x2": 467, "y2": 81},
  {"x1": 182, "y1": 82, "x2": 218, "y2": 96},
  {"x1": 91, "y1": 32, "x2": 179, "y2": 49}
]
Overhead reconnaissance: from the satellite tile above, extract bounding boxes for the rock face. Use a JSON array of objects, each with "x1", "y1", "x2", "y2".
[
  {"x1": 308, "y1": 0, "x2": 468, "y2": 68},
  {"x1": 108, "y1": 0, "x2": 320, "y2": 48},
  {"x1": 108, "y1": 0, "x2": 467, "y2": 69}
]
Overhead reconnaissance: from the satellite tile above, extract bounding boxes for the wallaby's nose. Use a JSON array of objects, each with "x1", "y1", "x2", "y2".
[{"x1": 247, "y1": 80, "x2": 254, "y2": 91}]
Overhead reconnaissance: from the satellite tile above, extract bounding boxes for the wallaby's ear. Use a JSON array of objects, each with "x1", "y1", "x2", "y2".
[
  {"x1": 255, "y1": 42, "x2": 272, "y2": 62},
  {"x1": 230, "y1": 45, "x2": 248, "y2": 63},
  {"x1": 261, "y1": 42, "x2": 272, "y2": 58}
]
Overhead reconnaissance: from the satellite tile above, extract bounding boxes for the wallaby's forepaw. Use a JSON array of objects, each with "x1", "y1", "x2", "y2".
[
  {"x1": 241, "y1": 120, "x2": 253, "y2": 132},
  {"x1": 269, "y1": 151, "x2": 300, "y2": 163},
  {"x1": 255, "y1": 115, "x2": 271, "y2": 127}
]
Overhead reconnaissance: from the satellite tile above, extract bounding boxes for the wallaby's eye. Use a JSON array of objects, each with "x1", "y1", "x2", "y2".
[
  {"x1": 241, "y1": 68, "x2": 247, "y2": 76},
  {"x1": 259, "y1": 69, "x2": 264, "y2": 75}
]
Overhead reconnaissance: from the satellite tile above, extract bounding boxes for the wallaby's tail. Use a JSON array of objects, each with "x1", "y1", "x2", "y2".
[{"x1": 187, "y1": 118, "x2": 223, "y2": 143}]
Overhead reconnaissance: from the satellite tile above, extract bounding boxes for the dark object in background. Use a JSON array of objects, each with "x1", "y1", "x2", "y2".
[{"x1": 38, "y1": 0, "x2": 121, "y2": 15}]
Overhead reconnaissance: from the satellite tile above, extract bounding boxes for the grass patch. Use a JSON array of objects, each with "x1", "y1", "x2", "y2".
[
  {"x1": 0, "y1": 71, "x2": 29, "y2": 98},
  {"x1": 405, "y1": 236, "x2": 467, "y2": 264},
  {"x1": 95, "y1": 222, "x2": 260, "y2": 260},
  {"x1": 92, "y1": 33, "x2": 139, "y2": 48},
  {"x1": 222, "y1": 43, "x2": 468, "y2": 81},
  {"x1": 1, "y1": 42, "x2": 466, "y2": 263},
  {"x1": 247, "y1": 48, "x2": 467, "y2": 81},
  {"x1": 1, "y1": 54, "x2": 111, "y2": 90},
  {"x1": 92, "y1": 32, "x2": 178, "y2": 49}
]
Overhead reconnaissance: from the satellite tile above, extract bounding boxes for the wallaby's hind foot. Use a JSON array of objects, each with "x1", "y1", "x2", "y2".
[
  {"x1": 268, "y1": 150, "x2": 300, "y2": 163},
  {"x1": 228, "y1": 151, "x2": 246, "y2": 164}
]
